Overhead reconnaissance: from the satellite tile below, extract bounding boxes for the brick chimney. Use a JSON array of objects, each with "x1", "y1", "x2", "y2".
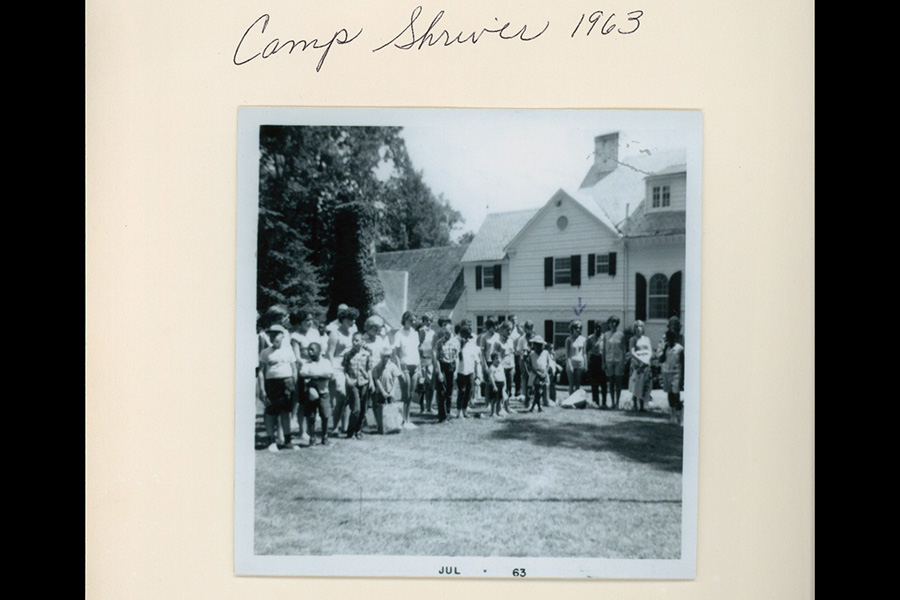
[{"x1": 593, "y1": 132, "x2": 619, "y2": 174}]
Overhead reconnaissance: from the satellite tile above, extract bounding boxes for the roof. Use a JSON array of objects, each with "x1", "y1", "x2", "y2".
[
  {"x1": 372, "y1": 270, "x2": 408, "y2": 329},
  {"x1": 375, "y1": 244, "x2": 469, "y2": 317},
  {"x1": 460, "y1": 208, "x2": 539, "y2": 263},
  {"x1": 620, "y1": 200, "x2": 686, "y2": 237},
  {"x1": 580, "y1": 148, "x2": 687, "y2": 226}
]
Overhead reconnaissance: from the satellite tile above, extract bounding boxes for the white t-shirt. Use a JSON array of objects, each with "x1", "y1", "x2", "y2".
[{"x1": 393, "y1": 327, "x2": 421, "y2": 367}]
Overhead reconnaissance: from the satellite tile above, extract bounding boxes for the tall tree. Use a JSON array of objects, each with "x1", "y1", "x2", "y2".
[{"x1": 257, "y1": 125, "x2": 462, "y2": 321}]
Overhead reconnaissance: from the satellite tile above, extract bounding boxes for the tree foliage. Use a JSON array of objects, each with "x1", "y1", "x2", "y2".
[{"x1": 257, "y1": 125, "x2": 466, "y2": 322}]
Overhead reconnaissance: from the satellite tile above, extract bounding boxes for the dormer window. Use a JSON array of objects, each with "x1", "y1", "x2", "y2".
[{"x1": 652, "y1": 185, "x2": 671, "y2": 209}]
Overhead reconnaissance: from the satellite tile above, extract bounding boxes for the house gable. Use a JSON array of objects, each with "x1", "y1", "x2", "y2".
[
  {"x1": 504, "y1": 188, "x2": 620, "y2": 256},
  {"x1": 501, "y1": 189, "x2": 624, "y2": 312}
]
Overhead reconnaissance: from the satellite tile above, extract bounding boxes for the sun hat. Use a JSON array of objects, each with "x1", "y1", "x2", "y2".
[{"x1": 266, "y1": 324, "x2": 288, "y2": 335}]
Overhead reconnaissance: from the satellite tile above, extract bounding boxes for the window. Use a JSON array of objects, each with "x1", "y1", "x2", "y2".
[
  {"x1": 554, "y1": 257, "x2": 571, "y2": 284},
  {"x1": 475, "y1": 264, "x2": 502, "y2": 291},
  {"x1": 482, "y1": 267, "x2": 494, "y2": 288},
  {"x1": 587, "y1": 252, "x2": 617, "y2": 278},
  {"x1": 648, "y1": 274, "x2": 669, "y2": 320},
  {"x1": 545, "y1": 255, "x2": 581, "y2": 287},
  {"x1": 553, "y1": 321, "x2": 570, "y2": 350},
  {"x1": 652, "y1": 185, "x2": 671, "y2": 209}
]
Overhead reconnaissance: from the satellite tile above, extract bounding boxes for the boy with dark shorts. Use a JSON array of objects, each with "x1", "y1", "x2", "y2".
[{"x1": 258, "y1": 324, "x2": 298, "y2": 452}]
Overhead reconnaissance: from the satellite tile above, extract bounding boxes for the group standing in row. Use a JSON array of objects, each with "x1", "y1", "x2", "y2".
[{"x1": 257, "y1": 305, "x2": 685, "y2": 451}]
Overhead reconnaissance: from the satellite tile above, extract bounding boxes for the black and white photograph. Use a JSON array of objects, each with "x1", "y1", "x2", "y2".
[{"x1": 234, "y1": 107, "x2": 702, "y2": 579}]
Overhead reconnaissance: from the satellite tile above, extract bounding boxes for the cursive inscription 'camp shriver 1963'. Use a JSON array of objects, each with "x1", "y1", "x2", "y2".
[{"x1": 232, "y1": 6, "x2": 643, "y2": 73}]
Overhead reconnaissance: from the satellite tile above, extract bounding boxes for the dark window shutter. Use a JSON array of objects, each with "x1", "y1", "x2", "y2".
[
  {"x1": 587, "y1": 254, "x2": 596, "y2": 277},
  {"x1": 668, "y1": 271, "x2": 682, "y2": 318},
  {"x1": 635, "y1": 273, "x2": 647, "y2": 321},
  {"x1": 570, "y1": 254, "x2": 581, "y2": 286},
  {"x1": 544, "y1": 320, "x2": 554, "y2": 345},
  {"x1": 608, "y1": 252, "x2": 617, "y2": 276},
  {"x1": 475, "y1": 265, "x2": 482, "y2": 291},
  {"x1": 494, "y1": 264, "x2": 502, "y2": 290},
  {"x1": 477, "y1": 315, "x2": 484, "y2": 333},
  {"x1": 544, "y1": 257, "x2": 553, "y2": 287}
]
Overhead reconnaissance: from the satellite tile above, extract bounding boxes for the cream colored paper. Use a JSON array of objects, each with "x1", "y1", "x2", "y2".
[{"x1": 86, "y1": 0, "x2": 814, "y2": 597}]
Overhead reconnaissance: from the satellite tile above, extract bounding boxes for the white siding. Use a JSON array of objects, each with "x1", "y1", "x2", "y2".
[
  {"x1": 645, "y1": 174, "x2": 686, "y2": 212},
  {"x1": 507, "y1": 195, "x2": 625, "y2": 313},
  {"x1": 464, "y1": 262, "x2": 510, "y2": 312}
]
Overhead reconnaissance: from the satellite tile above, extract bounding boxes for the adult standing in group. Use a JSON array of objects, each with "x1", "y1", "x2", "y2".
[
  {"x1": 432, "y1": 317, "x2": 460, "y2": 423},
  {"x1": 455, "y1": 322, "x2": 481, "y2": 419},
  {"x1": 565, "y1": 320, "x2": 588, "y2": 397},
  {"x1": 628, "y1": 320, "x2": 653, "y2": 412},
  {"x1": 360, "y1": 315, "x2": 389, "y2": 432},
  {"x1": 602, "y1": 316, "x2": 626, "y2": 409},
  {"x1": 516, "y1": 320, "x2": 536, "y2": 402},
  {"x1": 393, "y1": 311, "x2": 421, "y2": 429},
  {"x1": 326, "y1": 305, "x2": 359, "y2": 436},
  {"x1": 586, "y1": 321, "x2": 609, "y2": 408},
  {"x1": 325, "y1": 303, "x2": 358, "y2": 337},
  {"x1": 506, "y1": 315, "x2": 524, "y2": 398},
  {"x1": 418, "y1": 313, "x2": 437, "y2": 415},
  {"x1": 476, "y1": 318, "x2": 498, "y2": 405},
  {"x1": 661, "y1": 316, "x2": 685, "y2": 392}
]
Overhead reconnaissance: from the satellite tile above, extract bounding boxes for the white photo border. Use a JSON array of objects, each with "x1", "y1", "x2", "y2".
[{"x1": 235, "y1": 107, "x2": 702, "y2": 579}]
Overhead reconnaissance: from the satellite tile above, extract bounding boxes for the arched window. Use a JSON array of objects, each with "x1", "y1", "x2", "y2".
[{"x1": 648, "y1": 274, "x2": 669, "y2": 320}]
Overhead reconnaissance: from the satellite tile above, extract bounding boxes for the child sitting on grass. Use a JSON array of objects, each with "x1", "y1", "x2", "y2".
[
  {"x1": 258, "y1": 324, "x2": 298, "y2": 451},
  {"x1": 298, "y1": 342, "x2": 334, "y2": 446},
  {"x1": 488, "y1": 351, "x2": 507, "y2": 417},
  {"x1": 372, "y1": 345, "x2": 402, "y2": 434}
]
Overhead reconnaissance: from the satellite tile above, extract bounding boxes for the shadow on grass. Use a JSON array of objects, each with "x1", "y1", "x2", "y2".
[{"x1": 488, "y1": 417, "x2": 683, "y2": 473}]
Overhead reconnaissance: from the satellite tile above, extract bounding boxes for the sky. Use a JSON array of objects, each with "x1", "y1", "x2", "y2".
[{"x1": 397, "y1": 110, "x2": 697, "y2": 240}]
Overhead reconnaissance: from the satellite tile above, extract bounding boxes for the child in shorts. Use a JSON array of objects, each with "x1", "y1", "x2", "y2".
[
  {"x1": 298, "y1": 341, "x2": 334, "y2": 446},
  {"x1": 372, "y1": 345, "x2": 402, "y2": 434},
  {"x1": 258, "y1": 324, "x2": 298, "y2": 451},
  {"x1": 487, "y1": 351, "x2": 507, "y2": 417},
  {"x1": 528, "y1": 336, "x2": 550, "y2": 413}
]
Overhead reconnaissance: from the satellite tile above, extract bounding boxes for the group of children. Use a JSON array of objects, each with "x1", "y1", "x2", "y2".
[{"x1": 256, "y1": 305, "x2": 685, "y2": 451}]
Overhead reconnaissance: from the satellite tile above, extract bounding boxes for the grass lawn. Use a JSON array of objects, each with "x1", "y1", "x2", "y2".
[{"x1": 253, "y1": 387, "x2": 683, "y2": 559}]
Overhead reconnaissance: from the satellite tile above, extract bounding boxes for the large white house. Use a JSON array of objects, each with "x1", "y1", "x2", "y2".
[{"x1": 460, "y1": 131, "x2": 687, "y2": 347}]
